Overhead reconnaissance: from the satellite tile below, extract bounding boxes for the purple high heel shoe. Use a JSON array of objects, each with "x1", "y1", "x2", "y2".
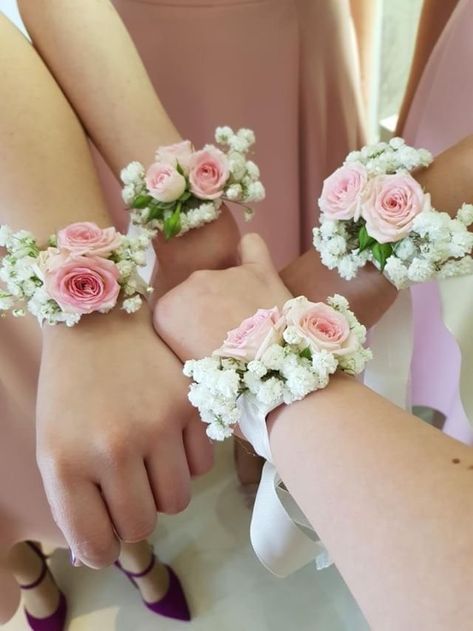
[
  {"x1": 115, "y1": 551, "x2": 191, "y2": 622},
  {"x1": 20, "y1": 542, "x2": 68, "y2": 631}
]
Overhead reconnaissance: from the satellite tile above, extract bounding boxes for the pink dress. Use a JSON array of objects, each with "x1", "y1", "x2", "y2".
[
  {"x1": 0, "y1": 0, "x2": 364, "y2": 621},
  {"x1": 403, "y1": 0, "x2": 473, "y2": 444}
]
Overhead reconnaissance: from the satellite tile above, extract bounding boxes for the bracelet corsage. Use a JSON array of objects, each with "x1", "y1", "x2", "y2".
[
  {"x1": 184, "y1": 295, "x2": 372, "y2": 441},
  {"x1": 313, "y1": 138, "x2": 473, "y2": 289},
  {"x1": 0, "y1": 222, "x2": 152, "y2": 326},
  {"x1": 120, "y1": 126, "x2": 265, "y2": 239}
]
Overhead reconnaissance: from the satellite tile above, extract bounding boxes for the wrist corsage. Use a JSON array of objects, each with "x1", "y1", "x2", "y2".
[
  {"x1": 120, "y1": 126, "x2": 265, "y2": 239},
  {"x1": 184, "y1": 295, "x2": 371, "y2": 440},
  {"x1": 0, "y1": 222, "x2": 152, "y2": 326},
  {"x1": 313, "y1": 138, "x2": 473, "y2": 289}
]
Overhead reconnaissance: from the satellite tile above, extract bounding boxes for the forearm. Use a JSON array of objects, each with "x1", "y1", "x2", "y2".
[
  {"x1": 280, "y1": 250, "x2": 396, "y2": 328},
  {"x1": 19, "y1": 0, "x2": 240, "y2": 280},
  {"x1": 415, "y1": 135, "x2": 473, "y2": 215},
  {"x1": 396, "y1": 0, "x2": 459, "y2": 134},
  {"x1": 0, "y1": 14, "x2": 109, "y2": 239},
  {"x1": 18, "y1": 0, "x2": 180, "y2": 172},
  {"x1": 268, "y1": 375, "x2": 473, "y2": 629},
  {"x1": 349, "y1": 0, "x2": 377, "y2": 111}
]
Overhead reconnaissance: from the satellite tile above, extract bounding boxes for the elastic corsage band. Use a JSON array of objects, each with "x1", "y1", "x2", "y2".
[
  {"x1": 184, "y1": 294, "x2": 372, "y2": 440},
  {"x1": 313, "y1": 138, "x2": 473, "y2": 288},
  {"x1": 0, "y1": 222, "x2": 151, "y2": 326},
  {"x1": 121, "y1": 126, "x2": 265, "y2": 239}
]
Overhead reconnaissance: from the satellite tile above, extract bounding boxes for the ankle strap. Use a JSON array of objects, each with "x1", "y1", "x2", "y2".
[
  {"x1": 117, "y1": 552, "x2": 156, "y2": 578},
  {"x1": 19, "y1": 559, "x2": 48, "y2": 590}
]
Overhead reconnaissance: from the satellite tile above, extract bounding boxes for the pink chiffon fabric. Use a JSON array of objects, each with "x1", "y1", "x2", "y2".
[
  {"x1": 403, "y1": 0, "x2": 473, "y2": 444},
  {"x1": 99, "y1": 0, "x2": 365, "y2": 268},
  {"x1": 0, "y1": 0, "x2": 364, "y2": 621}
]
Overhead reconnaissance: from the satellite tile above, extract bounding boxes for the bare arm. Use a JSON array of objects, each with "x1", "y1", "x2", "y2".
[
  {"x1": 349, "y1": 0, "x2": 377, "y2": 112},
  {"x1": 269, "y1": 375, "x2": 473, "y2": 629},
  {"x1": 0, "y1": 15, "x2": 210, "y2": 568},
  {"x1": 0, "y1": 12, "x2": 109, "y2": 239},
  {"x1": 155, "y1": 233, "x2": 473, "y2": 629},
  {"x1": 17, "y1": 0, "x2": 179, "y2": 171},
  {"x1": 17, "y1": 0, "x2": 240, "y2": 285},
  {"x1": 396, "y1": 0, "x2": 459, "y2": 134}
]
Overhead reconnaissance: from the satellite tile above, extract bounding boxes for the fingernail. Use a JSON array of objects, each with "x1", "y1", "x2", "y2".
[{"x1": 70, "y1": 549, "x2": 82, "y2": 567}]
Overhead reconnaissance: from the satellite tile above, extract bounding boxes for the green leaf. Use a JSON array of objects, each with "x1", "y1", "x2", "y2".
[
  {"x1": 371, "y1": 243, "x2": 393, "y2": 271},
  {"x1": 179, "y1": 190, "x2": 192, "y2": 202},
  {"x1": 176, "y1": 162, "x2": 185, "y2": 176},
  {"x1": 132, "y1": 194, "x2": 153, "y2": 209},
  {"x1": 358, "y1": 224, "x2": 376, "y2": 252},
  {"x1": 299, "y1": 347, "x2": 312, "y2": 360},
  {"x1": 163, "y1": 204, "x2": 182, "y2": 240},
  {"x1": 147, "y1": 205, "x2": 165, "y2": 221}
]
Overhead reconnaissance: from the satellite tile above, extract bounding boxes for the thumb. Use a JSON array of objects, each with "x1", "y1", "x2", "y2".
[{"x1": 238, "y1": 233, "x2": 276, "y2": 271}]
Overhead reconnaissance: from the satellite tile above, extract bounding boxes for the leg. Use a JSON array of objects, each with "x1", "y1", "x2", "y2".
[
  {"x1": 234, "y1": 439, "x2": 265, "y2": 487},
  {"x1": 118, "y1": 540, "x2": 169, "y2": 602},
  {"x1": 117, "y1": 540, "x2": 191, "y2": 621},
  {"x1": 7, "y1": 542, "x2": 60, "y2": 620}
]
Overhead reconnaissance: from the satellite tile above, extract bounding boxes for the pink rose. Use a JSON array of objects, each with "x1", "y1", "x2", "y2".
[
  {"x1": 156, "y1": 140, "x2": 193, "y2": 174},
  {"x1": 214, "y1": 307, "x2": 284, "y2": 362},
  {"x1": 284, "y1": 297, "x2": 357, "y2": 356},
  {"x1": 145, "y1": 163, "x2": 187, "y2": 203},
  {"x1": 44, "y1": 254, "x2": 120, "y2": 315},
  {"x1": 57, "y1": 222, "x2": 122, "y2": 257},
  {"x1": 318, "y1": 163, "x2": 368, "y2": 220},
  {"x1": 361, "y1": 174, "x2": 428, "y2": 243},
  {"x1": 188, "y1": 147, "x2": 230, "y2": 200}
]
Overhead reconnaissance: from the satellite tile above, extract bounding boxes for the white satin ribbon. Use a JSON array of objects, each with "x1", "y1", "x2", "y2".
[
  {"x1": 438, "y1": 275, "x2": 473, "y2": 426},
  {"x1": 238, "y1": 394, "x2": 331, "y2": 577},
  {"x1": 363, "y1": 289, "x2": 413, "y2": 408}
]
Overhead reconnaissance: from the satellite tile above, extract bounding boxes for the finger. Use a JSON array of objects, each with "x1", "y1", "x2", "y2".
[
  {"x1": 146, "y1": 437, "x2": 191, "y2": 514},
  {"x1": 101, "y1": 460, "x2": 157, "y2": 543},
  {"x1": 238, "y1": 233, "x2": 276, "y2": 271},
  {"x1": 43, "y1": 477, "x2": 120, "y2": 569},
  {"x1": 183, "y1": 414, "x2": 214, "y2": 477}
]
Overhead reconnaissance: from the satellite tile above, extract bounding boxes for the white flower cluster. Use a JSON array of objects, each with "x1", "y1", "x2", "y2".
[
  {"x1": 345, "y1": 136, "x2": 433, "y2": 175},
  {"x1": 214, "y1": 126, "x2": 266, "y2": 207},
  {"x1": 313, "y1": 218, "x2": 370, "y2": 281},
  {"x1": 0, "y1": 225, "x2": 152, "y2": 326},
  {"x1": 113, "y1": 231, "x2": 153, "y2": 312},
  {"x1": 183, "y1": 296, "x2": 371, "y2": 441},
  {"x1": 314, "y1": 203, "x2": 473, "y2": 289}
]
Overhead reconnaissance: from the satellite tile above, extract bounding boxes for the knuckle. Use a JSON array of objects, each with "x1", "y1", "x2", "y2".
[
  {"x1": 37, "y1": 451, "x2": 73, "y2": 481},
  {"x1": 187, "y1": 269, "x2": 212, "y2": 288},
  {"x1": 191, "y1": 451, "x2": 214, "y2": 478},
  {"x1": 99, "y1": 434, "x2": 132, "y2": 467}
]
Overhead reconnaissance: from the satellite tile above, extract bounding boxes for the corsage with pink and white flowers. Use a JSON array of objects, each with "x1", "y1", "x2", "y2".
[
  {"x1": 183, "y1": 294, "x2": 371, "y2": 441},
  {"x1": 313, "y1": 138, "x2": 473, "y2": 289},
  {"x1": 120, "y1": 126, "x2": 265, "y2": 239},
  {"x1": 0, "y1": 222, "x2": 152, "y2": 326}
]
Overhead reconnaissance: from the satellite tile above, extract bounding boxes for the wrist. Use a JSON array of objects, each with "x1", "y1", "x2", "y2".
[
  {"x1": 42, "y1": 300, "x2": 152, "y2": 342},
  {"x1": 154, "y1": 205, "x2": 240, "y2": 290}
]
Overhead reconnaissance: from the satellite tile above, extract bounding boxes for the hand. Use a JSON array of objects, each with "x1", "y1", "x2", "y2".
[
  {"x1": 36, "y1": 306, "x2": 212, "y2": 569},
  {"x1": 154, "y1": 233, "x2": 292, "y2": 361}
]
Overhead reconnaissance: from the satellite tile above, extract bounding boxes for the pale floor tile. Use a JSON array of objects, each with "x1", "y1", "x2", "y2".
[{"x1": 5, "y1": 442, "x2": 368, "y2": 631}]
